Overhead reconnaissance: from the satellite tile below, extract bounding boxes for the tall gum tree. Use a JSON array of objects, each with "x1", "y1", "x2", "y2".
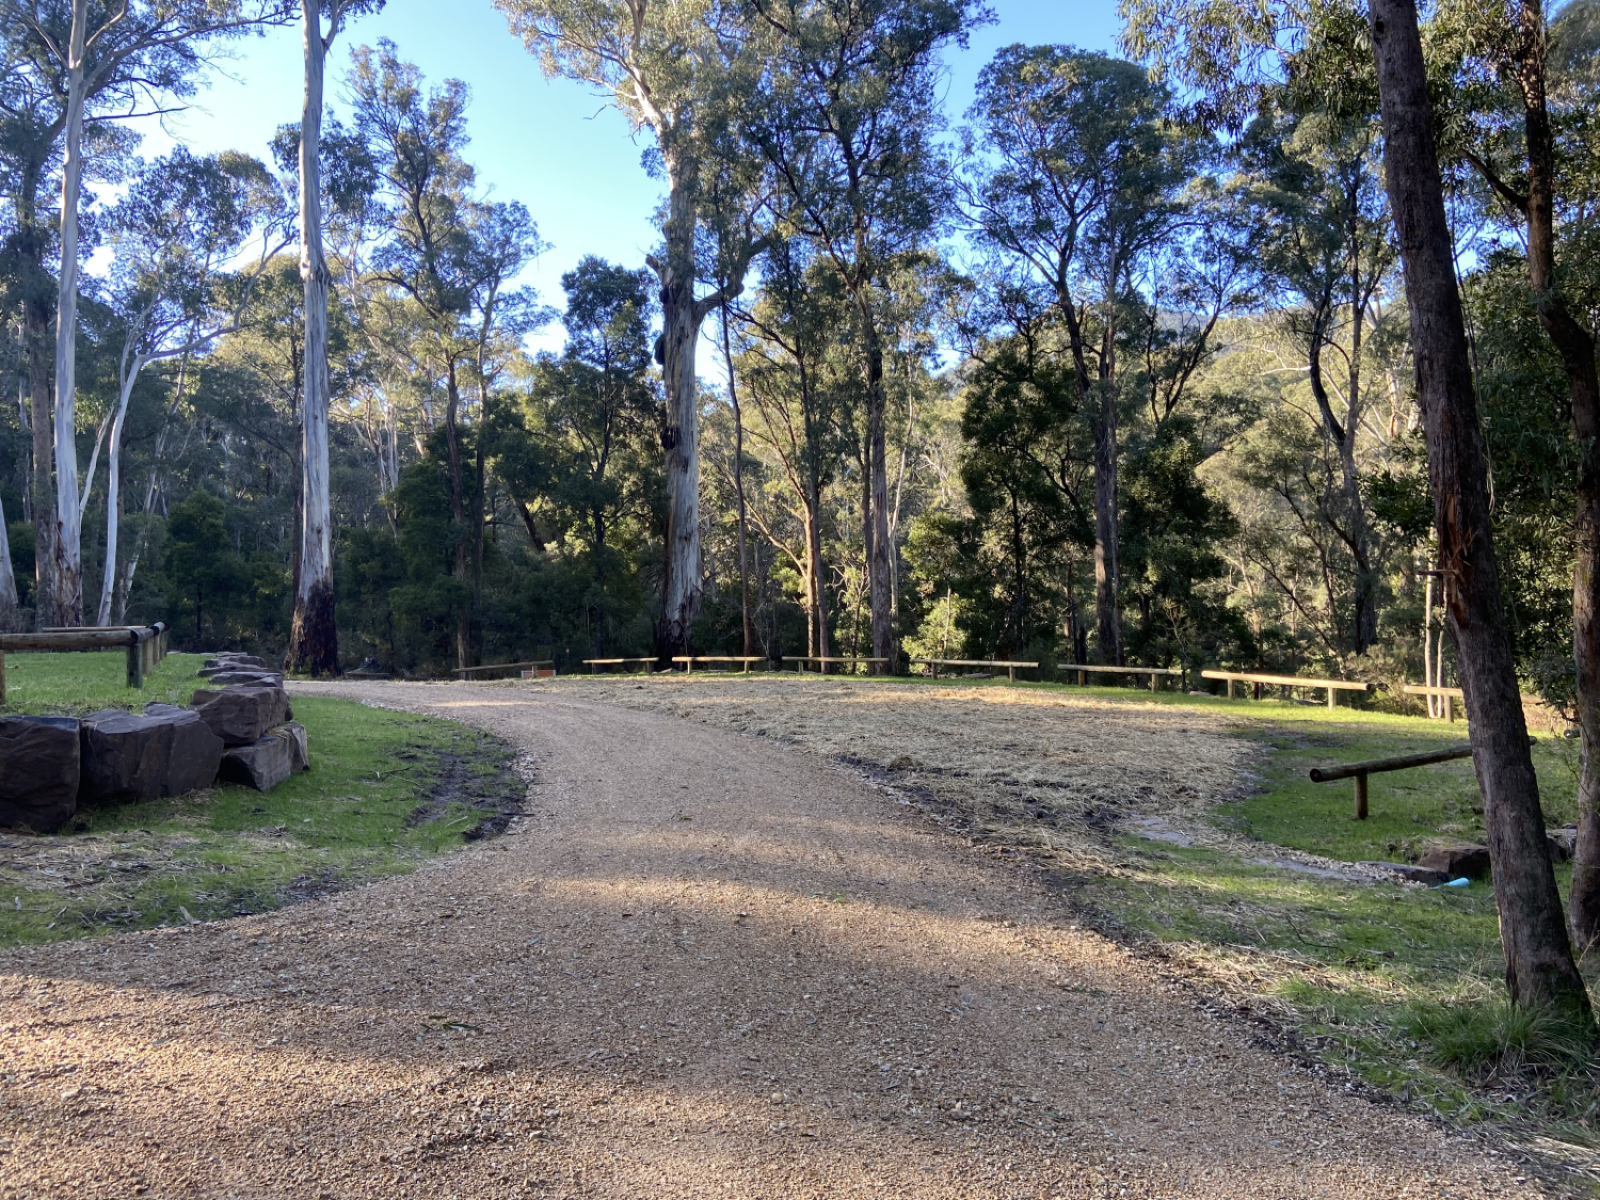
[
  {"x1": 964, "y1": 45, "x2": 1191, "y2": 665},
  {"x1": 287, "y1": 0, "x2": 382, "y2": 675},
  {"x1": 11, "y1": 0, "x2": 296, "y2": 627},
  {"x1": 747, "y1": 0, "x2": 978, "y2": 670},
  {"x1": 497, "y1": 0, "x2": 767, "y2": 656}
]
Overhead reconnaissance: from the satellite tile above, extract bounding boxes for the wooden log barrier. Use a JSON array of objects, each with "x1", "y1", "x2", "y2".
[
  {"x1": 1202, "y1": 669, "x2": 1373, "y2": 710},
  {"x1": 1308, "y1": 740, "x2": 1529, "y2": 819}
]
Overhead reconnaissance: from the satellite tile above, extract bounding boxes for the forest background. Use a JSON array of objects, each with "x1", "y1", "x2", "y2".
[{"x1": 0, "y1": 0, "x2": 1593, "y2": 711}]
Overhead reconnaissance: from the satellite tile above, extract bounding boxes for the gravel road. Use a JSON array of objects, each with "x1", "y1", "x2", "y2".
[{"x1": 0, "y1": 682, "x2": 1544, "y2": 1198}]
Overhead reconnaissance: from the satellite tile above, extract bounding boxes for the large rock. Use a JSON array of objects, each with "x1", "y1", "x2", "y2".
[
  {"x1": 204, "y1": 654, "x2": 268, "y2": 670},
  {"x1": 142, "y1": 704, "x2": 227, "y2": 795},
  {"x1": 219, "y1": 723, "x2": 306, "y2": 792},
  {"x1": 79, "y1": 709, "x2": 170, "y2": 803},
  {"x1": 197, "y1": 668, "x2": 285, "y2": 687},
  {"x1": 281, "y1": 720, "x2": 310, "y2": 772},
  {"x1": 0, "y1": 716, "x2": 80, "y2": 833},
  {"x1": 1418, "y1": 844, "x2": 1492, "y2": 880},
  {"x1": 80, "y1": 706, "x2": 228, "y2": 803},
  {"x1": 192, "y1": 685, "x2": 290, "y2": 747}
]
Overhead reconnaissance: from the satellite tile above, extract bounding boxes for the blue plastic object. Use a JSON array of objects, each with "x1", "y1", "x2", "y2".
[{"x1": 1437, "y1": 877, "x2": 1471, "y2": 888}]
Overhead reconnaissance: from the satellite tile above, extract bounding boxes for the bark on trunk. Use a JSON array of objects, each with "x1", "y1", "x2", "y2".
[
  {"x1": 1091, "y1": 383, "x2": 1122, "y2": 665},
  {"x1": 27, "y1": 297, "x2": 54, "y2": 629},
  {"x1": 1370, "y1": 0, "x2": 1590, "y2": 1013},
  {"x1": 49, "y1": 0, "x2": 89, "y2": 628},
  {"x1": 286, "y1": 2, "x2": 339, "y2": 677},
  {"x1": 855, "y1": 305, "x2": 894, "y2": 671},
  {"x1": 95, "y1": 363, "x2": 141, "y2": 627},
  {"x1": 720, "y1": 304, "x2": 755, "y2": 657},
  {"x1": 445, "y1": 363, "x2": 471, "y2": 672},
  {"x1": 656, "y1": 152, "x2": 703, "y2": 658},
  {"x1": 0, "y1": 491, "x2": 18, "y2": 630},
  {"x1": 1509, "y1": 0, "x2": 1600, "y2": 948}
]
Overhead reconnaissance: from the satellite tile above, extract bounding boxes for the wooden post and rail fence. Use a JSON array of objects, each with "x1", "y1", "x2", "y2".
[
  {"x1": 1309, "y1": 739, "x2": 1533, "y2": 820},
  {"x1": 0, "y1": 623, "x2": 170, "y2": 704},
  {"x1": 911, "y1": 658, "x2": 1038, "y2": 682}
]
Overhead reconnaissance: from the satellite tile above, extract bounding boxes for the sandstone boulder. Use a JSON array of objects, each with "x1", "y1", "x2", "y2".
[
  {"x1": 80, "y1": 706, "x2": 228, "y2": 803},
  {"x1": 204, "y1": 653, "x2": 268, "y2": 670},
  {"x1": 0, "y1": 716, "x2": 80, "y2": 833},
  {"x1": 142, "y1": 704, "x2": 227, "y2": 795},
  {"x1": 1418, "y1": 844, "x2": 1492, "y2": 880},
  {"x1": 79, "y1": 709, "x2": 170, "y2": 803},
  {"x1": 219, "y1": 723, "x2": 306, "y2": 791},
  {"x1": 197, "y1": 669, "x2": 285, "y2": 687},
  {"x1": 192, "y1": 685, "x2": 289, "y2": 747}
]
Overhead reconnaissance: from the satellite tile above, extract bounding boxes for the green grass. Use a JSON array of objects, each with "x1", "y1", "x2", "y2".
[
  {"x1": 1044, "y1": 695, "x2": 1600, "y2": 1154},
  {"x1": 0, "y1": 648, "x2": 219, "y2": 714},
  {"x1": 0, "y1": 652, "x2": 521, "y2": 946}
]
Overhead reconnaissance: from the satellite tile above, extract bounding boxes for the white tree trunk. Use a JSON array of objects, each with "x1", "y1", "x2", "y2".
[
  {"x1": 95, "y1": 365, "x2": 141, "y2": 626},
  {"x1": 0, "y1": 490, "x2": 19, "y2": 629},
  {"x1": 287, "y1": 0, "x2": 338, "y2": 673},
  {"x1": 51, "y1": 0, "x2": 89, "y2": 627}
]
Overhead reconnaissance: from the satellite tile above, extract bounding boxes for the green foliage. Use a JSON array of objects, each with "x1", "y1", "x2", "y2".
[{"x1": 164, "y1": 490, "x2": 253, "y2": 647}]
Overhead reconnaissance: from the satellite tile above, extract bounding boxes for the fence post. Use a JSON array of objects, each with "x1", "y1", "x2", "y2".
[
  {"x1": 126, "y1": 636, "x2": 144, "y2": 689},
  {"x1": 1355, "y1": 771, "x2": 1369, "y2": 820},
  {"x1": 1328, "y1": 686, "x2": 1338, "y2": 711}
]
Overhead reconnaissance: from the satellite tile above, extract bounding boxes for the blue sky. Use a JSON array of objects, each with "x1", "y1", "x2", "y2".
[{"x1": 130, "y1": 0, "x2": 1123, "y2": 354}]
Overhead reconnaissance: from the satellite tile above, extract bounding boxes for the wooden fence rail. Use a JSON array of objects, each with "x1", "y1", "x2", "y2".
[
  {"x1": 1201, "y1": 669, "x2": 1374, "y2": 710},
  {"x1": 781, "y1": 656, "x2": 888, "y2": 674},
  {"x1": 1309, "y1": 739, "x2": 1530, "y2": 819},
  {"x1": 672, "y1": 656, "x2": 765, "y2": 674},
  {"x1": 912, "y1": 658, "x2": 1039, "y2": 683},
  {"x1": 1404, "y1": 683, "x2": 1464, "y2": 723},
  {"x1": 0, "y1": 622, "x2": 169, "y2": 703},
  {"x1": 1058, "y1": 663, "x2": 1182, "y2": 691},
  {"x1": 454, "y1": 660, "x2": 554, "y2": 679},
  {"x1": 584, "y1": 658, "x2": 658, "y2": 673}
]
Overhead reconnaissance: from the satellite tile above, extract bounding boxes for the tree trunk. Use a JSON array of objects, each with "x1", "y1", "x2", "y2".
[
  {"x1": 26, "y1": 295, "x2": 54, "y2": 629},
  {"x1": 95, "y1": 367, "x2": 140, "y2": 627},
  {"x1": 656, "y1": 152, "x2": 703, "y2": 658},
  {"x1": 1370, "y1": 0, "x2": 1590, "y2": 1014},
  {"x1": 286, "y1": 2, "x2": 339, "y2": 676},
  {"x1": 444, "y1": 363, "x2": 471, "y2": 672},
  {"x1": 720, "y1": 304, "x2": 754, "y2": 657},
  {"x1": 860, "y1": 312, "x2": 894, "y2": 671},
  {"x1": 50, "y1": 0, "x2": 90, "y2": 628},
  {"x1": 1091, "y1": 383, "x2": 1122, "y2": 665},
  {"x1": 1496, "y1": 0, "x2": 1600, "y2": 952},
  {"x1": 0, "y1": 490, "x2": 18, "y2": 630}
]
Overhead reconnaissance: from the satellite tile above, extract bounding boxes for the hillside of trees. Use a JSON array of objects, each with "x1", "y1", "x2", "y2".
[{"x1": 0, "y1": 0, "x2": 1592, "y2": 705}]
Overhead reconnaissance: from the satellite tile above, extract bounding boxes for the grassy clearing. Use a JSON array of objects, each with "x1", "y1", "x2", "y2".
[
  {"x1": 0, "y1": 653, "x2": 523, "y2": 947},
  {"x1": 0, "y1": 648, "x2": 219, "y2": 714}
]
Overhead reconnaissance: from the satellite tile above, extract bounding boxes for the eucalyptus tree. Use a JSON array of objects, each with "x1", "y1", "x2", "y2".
[
  {"x1": 496, "y1": 0, "x2": 770, "y2": 656},
  {"x1": 288, "y1": 0, "x2": 384, "y2": 675},
  {"x1": 350, "y1": 40, "x2": 541, "y2": 669},
  {"x1": 733, "y1": 236, "x2": 852, "y2": 661},
  {"x1": 5, "y1": 0, "x2": 297, "y2": 626},
  {"x1": 1120, "y1": 0, "x2": 1590, "y2": 1022},
  {"x1": 964, "y1": 44, "x2": 1197, "y2": 665},
  {"x1": 528, "y1": 257, "x2": 658, "y2": 657},
  {"x1": 1232, "y1": 110, "x2": 1395, "y2": 655},
  {"x1": 745, "y1": 0, "x2": 977, "y2": 669},
  {"x1": 97, "y1": 147, "x2": 287, "y2": 627}
]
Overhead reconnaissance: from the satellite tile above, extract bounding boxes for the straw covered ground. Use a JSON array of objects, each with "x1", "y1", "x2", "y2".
[{"x1": 538, "y1": 673, "x2": 1272, "y2": 871}]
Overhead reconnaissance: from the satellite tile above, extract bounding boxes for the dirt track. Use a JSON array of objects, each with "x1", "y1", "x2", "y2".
[{"x1": 0, "y1": 682, "x2": 1543, "y2": 1198}]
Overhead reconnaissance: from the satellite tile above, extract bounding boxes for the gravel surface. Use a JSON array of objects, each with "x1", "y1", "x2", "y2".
[{"x1": 0, "y1": 682, "x2": 1545, "y2": 1198}]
